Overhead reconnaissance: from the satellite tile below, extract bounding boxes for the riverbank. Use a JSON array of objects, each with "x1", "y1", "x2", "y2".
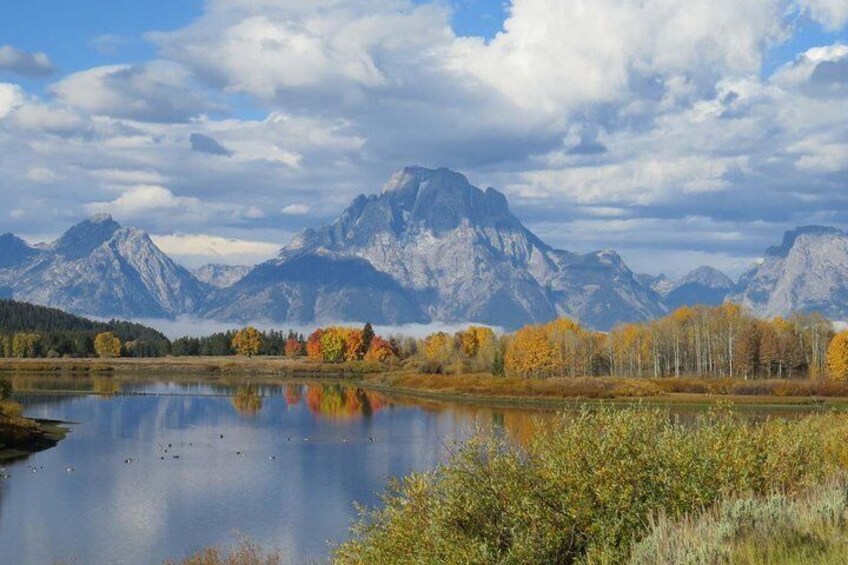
[
  {"x1": 3, "y1": 356, "x2": 848, "y2": 409},
  {"x1": 0, "y1": 398, "x2": 69, "y2": 463},
  {"x1": 362, "y1": 373, "x2": 848, "y2": 409},
  {"x1": 0, "y1": 356, "x2": 383, "y2": 376}
]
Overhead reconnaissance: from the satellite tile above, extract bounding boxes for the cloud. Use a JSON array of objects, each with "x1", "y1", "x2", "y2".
[
  {"x1": 796, "y1": 0, "x2": 848, "y2": 30},
  {"x1": 0, "y1": 82, "x2": 25, "y2": 118},
  {"x1": 84, "y1": 184, "x2": 276, "y2": 230},
  {"x1": 88, "y1": 34, "x2": 127, "y2": 57},
  {"x1": 87, "y1": 185, "x2": 192, "y2": 216},
  {"x1": 0, "y1": 0, "x2": 845, "y2": 280},
  {"x1": 23, "y1": 167, "x2": 61, "y2": 183},
  {"x1": 50, "y1": 61, "x2": 213, "y2": 122},
  {"x1": 190, "y1": 132, "x2": 233, "y2": 156},
  {"x1": 0, "y1": 45, "x2": 54, "y2": 76},
  {"x1": 132, "y1": 316, "x2": 501, "y2": 340},
  {"x1": 281, "y1": 203, "x2": 310, "y2": 215},
  {"x1": 5, "y1": 102, "x2": 86, "y2": 135},
  {"x1": 150, "y1": 233, "x2": 280, "y2": 267}
]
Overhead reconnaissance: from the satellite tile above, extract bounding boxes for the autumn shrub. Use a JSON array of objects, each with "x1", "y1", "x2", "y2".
[
  {"x1": 769, "y1": 380, "x2": 816, "y2": 397},
  {"x1": 629, "y1": 476, "x2": 848, "y2": 565},
  {"x1": 334, "y1": 408, "x2": 848, "y2": 565},
  {"x1": 418, "y1": 359, "x2": 445, "y2": 374},
  {"x1": 814, "y1": 380, "x2": 848, "y2": 397},
  {"x1": 649, "y1": 377, "x2": 735, "y2": 395},
  {"x1": 612, "y1": 379, "x2": 662, "y2": 398},
  {"x1": 729, "y1": 380, "x2": 786, "y2": 396}
]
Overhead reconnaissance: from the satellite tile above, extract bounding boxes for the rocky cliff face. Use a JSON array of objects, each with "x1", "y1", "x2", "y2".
[
  {"x1": 193, "y1": 264, "x2": 252, "y2": 288},
  {"x1": 731, "y1": 226, "x2": 848, "y2": 320},
  {"x1": 212, "y1": 167, "x2": 666, "y2": 329},
  {"x1": 6, "y1": 214, "x2": 209, "y2": 319}
]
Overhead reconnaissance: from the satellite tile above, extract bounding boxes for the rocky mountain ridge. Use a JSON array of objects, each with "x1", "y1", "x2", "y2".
[{"x1": 3, "y1": 169, "x2": 848, "y2": 326}]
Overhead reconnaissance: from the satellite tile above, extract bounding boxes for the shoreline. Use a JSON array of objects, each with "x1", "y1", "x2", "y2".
[
  {"x1": 2, "y1": 356, "x2": 848, "y2": 411},
  {"x1": 0, "y1": 418, "x2": 69, "y2": 464}
]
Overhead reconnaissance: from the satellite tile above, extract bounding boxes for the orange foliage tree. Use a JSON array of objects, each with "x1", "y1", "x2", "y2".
[
  {"x1": 364, "y1": 336, "x2": 398, "y2": 363},
  {"x1": 284, "y1": 336, "x2": 303, "y2": 358},
  {"x1": 306, "y1": 329, "x2": 324, "y2": 361}
]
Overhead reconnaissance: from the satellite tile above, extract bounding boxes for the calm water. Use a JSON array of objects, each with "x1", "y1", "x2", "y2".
[{"x1": 0, "y1": 378, "x2": 541, "y2": 564}]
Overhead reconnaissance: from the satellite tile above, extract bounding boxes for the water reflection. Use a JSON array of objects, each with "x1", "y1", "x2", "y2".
[
  {"x1": 232, "y1": 385, "x2": 263, "y2": 416},
  {"x1": 1, "y1": 377, "x2": 547, "y2": 565}
]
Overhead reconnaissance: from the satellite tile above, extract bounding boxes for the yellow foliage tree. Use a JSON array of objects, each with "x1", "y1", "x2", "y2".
[
  {"x1": 232, "y1": 326, "x2": 262, "y2": 357},
  {"x1": 505, "y1": 324, "x2": 557, "y2": 378},
  {"x1": 320, "y1": 327, "x2": 348, "y2": 363},
  {"x1": 827, "y1": 331, "x2": 848, "y2": 381},
  {"x1": 424, "y1": 332, "x2": 453, "y2": 361},
  {"x1": 93, "y1": 332, "x2": 121, "y2": 359}
]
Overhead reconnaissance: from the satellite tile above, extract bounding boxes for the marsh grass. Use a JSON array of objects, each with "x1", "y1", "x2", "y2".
[
  {"x1": 630, "y1": 477, "x2": 848, "y2": 564},
  {"x1": 164, "y1": 537, "x2": 281, "y2": 565},
  {"x1": 333, "y1": 407, "x2": 848, "y2": 564}
]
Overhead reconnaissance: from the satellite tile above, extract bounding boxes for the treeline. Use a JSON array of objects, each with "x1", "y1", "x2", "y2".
[
  {"x1": 172, "y1": 330, "x2": 306, "y2": 357},
  {"x1": 415, "y1": 305, "x2": 841, "y2": 380},
  {"x1": 0, "y1": 300, "x2": 170, "y2": 358}
]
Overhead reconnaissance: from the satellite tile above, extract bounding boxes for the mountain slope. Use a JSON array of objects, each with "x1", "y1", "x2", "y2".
[
  {"x1": 213, "y1": 166, "x2": 666, "y2": 329},
  {"x1": 7, "y1": 214, "x2": 209, "y2": 319},
  {"x1": 731, "y1": 226, "x2": 848, "y2": 319},
  {"x1": 205, "y1": 253, "x2": 427, "y2": 324},
  {"x1": 0, "y1": 233, "x2": 41, "y2": 269},
  {"x1": 658, "y1": 266, "x2": 735, "y2": 309},
  {"x1": 193, "y1": 264, "x2": 251, "y2": 288}
]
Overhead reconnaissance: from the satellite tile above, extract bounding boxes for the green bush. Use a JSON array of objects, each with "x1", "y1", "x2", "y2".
[{"x1": 334, "y1": 407, "x2": 848, "y2": 564}]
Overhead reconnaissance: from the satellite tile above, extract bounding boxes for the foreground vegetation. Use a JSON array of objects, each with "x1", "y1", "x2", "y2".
[
  {"x1": 631, "y1": 477, "x2": 848, "y2": 564},
  {"x1": 165, "y1": 538, "x2": 281, "y2": 565},
  {"x1": 333, "y1": 407, "x2": 848, "y2": 564}
]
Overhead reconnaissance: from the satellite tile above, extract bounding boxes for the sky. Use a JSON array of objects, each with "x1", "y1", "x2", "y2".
[{"x1": 0, "y1": 0, "x2": 846, "y2": 278}]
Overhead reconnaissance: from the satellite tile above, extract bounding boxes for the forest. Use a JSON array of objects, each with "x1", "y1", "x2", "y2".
[
  {"x1": 0, "y1": 300, "x2": 170, "y2": 358},
  {"x1": 4, "y1": 298, "x2": 848, "y2": 382}
]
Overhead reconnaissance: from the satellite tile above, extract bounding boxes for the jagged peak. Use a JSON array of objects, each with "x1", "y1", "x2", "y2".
[
  {"x1": 679, "y1": 266, "x2": 734, "y2": 288},
  {"x1": 381, "y1": 166, "x2": 471, "y2": 194},
  {"x1": 767, "y1": 225, "x2": 845, "y2": 257},
  {"x1": 89, "y1": 212, "x2": 115, "y2": 224},
  {"x1": 51, "y1": 215, "x2": 123, "y2": 260}
]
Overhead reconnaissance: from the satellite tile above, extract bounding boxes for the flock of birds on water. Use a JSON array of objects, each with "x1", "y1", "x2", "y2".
[{"x1": 0, "y1": 433, "x2": 377, "y2": 480}]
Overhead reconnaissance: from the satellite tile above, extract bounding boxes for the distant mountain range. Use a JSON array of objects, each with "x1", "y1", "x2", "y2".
[{"x1": 2, "y1": 167, "x2": 848, "y2": 328}]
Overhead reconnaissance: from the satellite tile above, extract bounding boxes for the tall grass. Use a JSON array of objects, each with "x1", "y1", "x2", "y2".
[
  {"x1": 630, "y1": 477, "x2": 848, "y2": 564},
  {"x1": 164, "y1": 537, "x2": 280, "y2": 565},
  {"x1": 333, "y1": 407, "x2": 848, "y2": 564}
]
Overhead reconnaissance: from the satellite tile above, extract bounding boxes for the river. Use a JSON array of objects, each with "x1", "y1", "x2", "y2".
[{"x1": 0, "y1": 377, "x2": 541, "y2": 564}]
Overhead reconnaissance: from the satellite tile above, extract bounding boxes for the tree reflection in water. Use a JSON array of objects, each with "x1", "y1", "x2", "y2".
[
  {"x1": 92, "y1": 377, "x2": 120, "y2": 397},
  {"x1": 232, "y1": 385, "x2": 263, "y2": 416}
]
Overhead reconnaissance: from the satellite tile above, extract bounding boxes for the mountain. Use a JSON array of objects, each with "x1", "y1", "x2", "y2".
[
  {"x1": 4, "y1": 214, "x2": 209, "y2": 319},
  {"x1": 204, "y1": 253, "x2": 428, "y2": 325},
  {"x1": 654, "y1": 266, "x2": 735, "y2": 309},
  {"x1": 210, "y1": 166, "x2": 666, "y2": 329},
  {"x1": 193, "y1": 264, "x2": 252, "y2": 288},
  {"x1": 0, "y1": 233, "x2": 40, "y2": 269},
  {"x1": 731, "y1": 226, "x2": 848, "y2": 319}
]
